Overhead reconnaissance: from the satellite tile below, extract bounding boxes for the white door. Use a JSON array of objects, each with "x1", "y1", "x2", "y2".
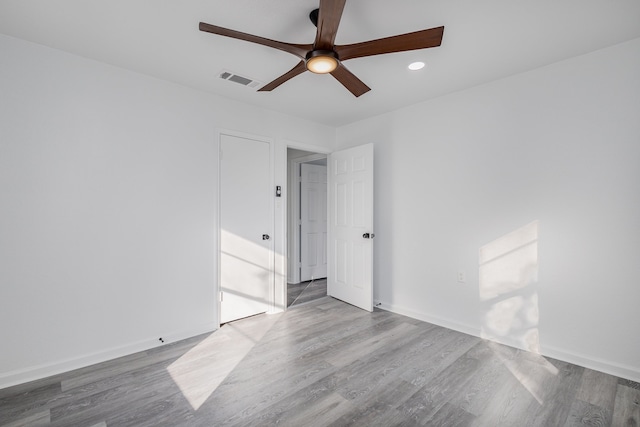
[
  {"x1": 220, "y1": 134, "x2": 272, "y2": 324},
  {"x1": 327, "y1": 143, "x2": 374, "y2": 312},
  {"x1": 300, "y1": 163, "x2": 327, "y2": 281}
]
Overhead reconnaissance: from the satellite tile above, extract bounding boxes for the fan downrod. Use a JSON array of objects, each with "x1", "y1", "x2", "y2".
[{"x1": 309, "y1": 8, "x2": 319, "y2": 27}]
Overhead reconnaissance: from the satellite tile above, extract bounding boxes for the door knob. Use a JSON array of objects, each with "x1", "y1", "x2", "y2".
[{"x1": 262, "y1": 234, "x2": 270, "y2": 240}]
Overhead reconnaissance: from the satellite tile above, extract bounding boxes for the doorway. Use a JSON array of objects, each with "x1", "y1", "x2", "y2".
[
  {"x1": 287, "y1": 148, "x2": 328, "y2": 307},
  {"x1": 217, "y1": 138, "x2": 373, "y2": 325}
]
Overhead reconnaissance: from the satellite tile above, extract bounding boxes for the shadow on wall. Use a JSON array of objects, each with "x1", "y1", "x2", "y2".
[{"x1": 479, "y1": 221, "x2": 540, "y2": 353}]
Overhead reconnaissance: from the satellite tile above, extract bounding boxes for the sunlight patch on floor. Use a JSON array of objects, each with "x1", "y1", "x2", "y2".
[
  {"x1": 489, "y1": 341, "x2": 559, "y2": 405},
  {"x1": 167, "y1": 313, "x2": 280, "y2": 410}
]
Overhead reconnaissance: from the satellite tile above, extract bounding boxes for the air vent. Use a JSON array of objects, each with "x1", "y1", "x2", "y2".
[{"x1": 218, "y1": 70, "x2": 262, "y2": 89}]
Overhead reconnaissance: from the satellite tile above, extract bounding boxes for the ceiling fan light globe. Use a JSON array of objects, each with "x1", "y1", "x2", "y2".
[{"x1": 306, "y1": 55, "x2": 338, "y2": 74}]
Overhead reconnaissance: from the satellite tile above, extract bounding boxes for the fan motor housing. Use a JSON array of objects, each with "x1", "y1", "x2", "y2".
[{"x1": 305, "y1": 50, "x2": 339, "y2": 74}]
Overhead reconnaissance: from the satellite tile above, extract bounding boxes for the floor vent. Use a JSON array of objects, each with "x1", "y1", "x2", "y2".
[{"x1": 219, "y1": 70, "x2": 262, "y2": 89}]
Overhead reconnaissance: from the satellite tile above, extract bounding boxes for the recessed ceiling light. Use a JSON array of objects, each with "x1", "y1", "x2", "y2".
[{"x1": 408, "y1": 61, "x2": 425, "y2": 71}]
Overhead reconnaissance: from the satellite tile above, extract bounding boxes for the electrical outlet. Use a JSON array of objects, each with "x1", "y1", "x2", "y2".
[{"x1": 457, "y1": 271, "x2": 466, "y2": 283}]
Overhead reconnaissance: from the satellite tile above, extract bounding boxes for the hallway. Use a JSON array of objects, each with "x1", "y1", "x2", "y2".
[{"x1": 287, "y1": 278, "x2": 327, "y2": 307}]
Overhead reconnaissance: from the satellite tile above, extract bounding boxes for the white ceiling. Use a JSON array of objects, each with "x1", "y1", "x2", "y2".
[{"x1": 1, "y1": 1, "x2": 639, "y2": 127}]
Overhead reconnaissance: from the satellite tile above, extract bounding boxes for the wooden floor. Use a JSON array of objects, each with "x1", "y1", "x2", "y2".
[
  {"x1": 287, "y1": 278, "x2": 327, "y2": 307},
  {"x1": 1, "y1": 297, "x2": 639, "y2": 426}
]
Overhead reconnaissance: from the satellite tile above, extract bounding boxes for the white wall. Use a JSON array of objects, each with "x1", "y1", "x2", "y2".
[
  {"x1": 3, "y1": 29, "x2": 638, "y2": 389},
  {"x1": 337, "y1": 38, "x2": 640, "y2": 381},
  {"x1": 0, "y1": 34, "x2": 334, "y2": 388}
]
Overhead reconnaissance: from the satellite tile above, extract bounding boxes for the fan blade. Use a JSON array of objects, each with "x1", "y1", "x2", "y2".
[
  {"x1": 314, "y1": 0, "x2": 347, "y2": 50},
  {"x1": 199, "y1": 22, "x2": 312, "y2": 59},
  {"x1": 335, "y1": 26, "x2": 444, "y2": 61},
  {"x1": 258, "y1": 61, "x2": 308, "y2": 92},
  {"x1": 330, "y1": 63, "x2": 371, "y2": 97}
]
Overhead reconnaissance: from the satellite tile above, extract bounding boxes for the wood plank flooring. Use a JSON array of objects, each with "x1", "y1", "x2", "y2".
[
  {"x1": 287, "y1": 278, "x2": 327, "y2": 307},
  {"x1": 1, "y1": 297, "x2": 639, "y2": 426}
]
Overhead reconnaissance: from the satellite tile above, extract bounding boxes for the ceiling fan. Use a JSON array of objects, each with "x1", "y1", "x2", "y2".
[{"x1": 199, "y1": 0, "x2": 444, "y2": 97}]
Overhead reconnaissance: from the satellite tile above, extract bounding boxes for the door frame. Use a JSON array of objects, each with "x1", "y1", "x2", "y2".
[
  {"x1": 216, "y1": 129, "x2": 275, "y2": 327},
  {"x1": 287, "y1": 152, "x2": 328, "y2": 285},
  {"x1": 283, "y1": 141, "x2": 331, "y2": 308}
]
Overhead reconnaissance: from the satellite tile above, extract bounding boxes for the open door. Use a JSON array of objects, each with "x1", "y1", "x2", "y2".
[{"x1": 327, "y1": 143, "x2": 374, "y2": 312}]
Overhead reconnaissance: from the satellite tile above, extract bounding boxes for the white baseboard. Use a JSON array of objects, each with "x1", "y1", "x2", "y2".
[
  {"x1": 0, "y1": 322, "x2": 217, "y2": 390},
  {"x1": 541, "y1": 344, "x2": 640, "y2": 383},
  {"x1": 375, "y1": 301, "x2": 640, "y2": 383},
  {"x1": 375, "y1": 301, "x2": 480, "y2": 338}
]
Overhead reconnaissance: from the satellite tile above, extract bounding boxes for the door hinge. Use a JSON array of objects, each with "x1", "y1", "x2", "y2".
[{"x1": 219, "y1": 291, "x2": 223, "y2": 302}]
